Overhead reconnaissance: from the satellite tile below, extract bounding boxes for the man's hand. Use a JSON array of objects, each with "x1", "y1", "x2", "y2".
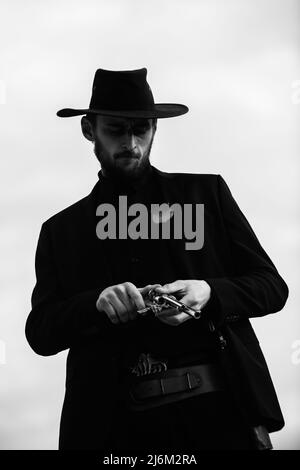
[
  {"x1": 154, "y1": 280, "x2": 211, "y2": 326},
  {"x1": 96, "y1": 282, "x2": 161, "y2": 325}
]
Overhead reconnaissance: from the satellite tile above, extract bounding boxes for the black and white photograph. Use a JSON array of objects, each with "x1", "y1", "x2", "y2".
[{"x1": 0, "y1": 0, "x2": 299, "y2": 455}]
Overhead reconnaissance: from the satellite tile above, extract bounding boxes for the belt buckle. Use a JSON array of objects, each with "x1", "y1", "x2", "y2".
[{"x1": 130, "y1": 352, "x2": 168, "y2": 377}]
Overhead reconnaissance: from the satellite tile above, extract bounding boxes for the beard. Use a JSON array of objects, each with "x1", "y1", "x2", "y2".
[{"x1": 94, "y1": 133, "x2": 155, "y2": 184}]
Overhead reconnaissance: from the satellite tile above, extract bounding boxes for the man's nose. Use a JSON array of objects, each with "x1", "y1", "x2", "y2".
[{"x1": 122, "y1": 132, "x2": 137, "y2": 150}]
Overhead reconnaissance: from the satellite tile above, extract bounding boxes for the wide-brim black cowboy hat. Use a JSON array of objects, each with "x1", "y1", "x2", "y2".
[{"x1": 57, "y1": 68, "x2": 189, "y2": 119}]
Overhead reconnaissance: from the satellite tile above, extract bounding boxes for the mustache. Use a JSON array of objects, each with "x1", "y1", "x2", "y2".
[{"x1": 115, "y1": 150, "x2": 140, "y2": 159}]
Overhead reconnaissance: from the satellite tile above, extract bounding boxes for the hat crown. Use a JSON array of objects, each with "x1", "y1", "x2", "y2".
[
  {"x1": 56, "y1": 67, "x2": 189, "y2": 118},
  {"x1": 89, "y1": 68, "x2": 155, "y2": 111}
]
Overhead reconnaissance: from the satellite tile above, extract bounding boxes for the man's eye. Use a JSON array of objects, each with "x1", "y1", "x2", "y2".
[
  {"x1": 106, "y1": 126, "x2": 149, "y2": 135},
  {"x1": 108, "y1": 128, "x2": 123, "y2": 134},
  {"x1": 133, "y1": 127, "x2": 149, "y2": 134}
]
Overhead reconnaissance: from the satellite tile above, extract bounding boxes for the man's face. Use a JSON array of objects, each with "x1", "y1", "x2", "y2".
[{"x1": 91, "y1": 115, "x2": 157, "y2": 181}]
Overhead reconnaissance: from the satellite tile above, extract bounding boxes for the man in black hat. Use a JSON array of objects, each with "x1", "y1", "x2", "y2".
[{"x1": 26, "y1": 68, "x2": 288, "y2": 451}]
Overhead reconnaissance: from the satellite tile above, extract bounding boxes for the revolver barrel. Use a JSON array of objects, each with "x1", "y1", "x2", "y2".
[{"x1": 156, "y1": 294, "x2": 201, "y2": 319}]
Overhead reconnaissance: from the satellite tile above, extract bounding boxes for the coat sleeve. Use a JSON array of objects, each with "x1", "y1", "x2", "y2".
[
  {"x1": 25, "y1": 222, "x2": 114, "y2": 356},
  {"x1": 203, "y1": 175, "x2": 289, "y2": 327}
]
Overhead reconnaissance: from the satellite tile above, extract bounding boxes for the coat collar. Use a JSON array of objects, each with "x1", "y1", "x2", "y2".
[{"x1": 82, "y1": 165, "x2": 183, "y2": 225}]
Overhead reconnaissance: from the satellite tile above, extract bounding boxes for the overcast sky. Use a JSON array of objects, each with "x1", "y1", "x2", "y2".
[{"x1": 0, "y1": 0, "x2": 299, "y2": 449}]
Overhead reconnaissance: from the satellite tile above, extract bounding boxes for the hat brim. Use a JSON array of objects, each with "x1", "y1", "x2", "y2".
[{"x1": 56, "y1": 103, "x2": 189, "y2": 119}]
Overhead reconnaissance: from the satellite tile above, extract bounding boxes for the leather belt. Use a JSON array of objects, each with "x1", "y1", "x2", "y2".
[{"x1": 127, "y1": 363, "x2": 224, "y2": 410}]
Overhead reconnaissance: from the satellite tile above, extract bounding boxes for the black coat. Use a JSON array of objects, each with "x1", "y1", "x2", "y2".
[{"x1": 25, "y1": 166, "x2": 289, "y2": 449}]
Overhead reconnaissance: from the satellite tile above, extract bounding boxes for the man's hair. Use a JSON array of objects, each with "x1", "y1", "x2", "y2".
[{"x1": 85, "y1": 113, "x2": 157, "y2": 129}]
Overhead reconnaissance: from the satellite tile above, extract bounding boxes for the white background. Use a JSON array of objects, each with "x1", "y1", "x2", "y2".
[{"x1": 0, "y1": 0, "x2": 299, "y2": 450}]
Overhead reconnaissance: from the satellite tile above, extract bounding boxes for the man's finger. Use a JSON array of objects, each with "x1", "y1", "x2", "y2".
[
  {"x1": 155, "y1": 280, "x2": 185, "y2": 294},
  {"x1": 102, "y1": 300, "x2": 120, "y2": 325},
  {"x1": 156, "y1": 310, "x2": 191, "y2": 325},
  {"x1": 105, "y1": 291, "x2": 130, "y2": 322},
  {"x1": 155, "y1": 307, "x2": 178, "y2": 318},
  {"x1": 112, "y1": 296, "x2": 131, "y2": 323},
  {"x1": 115, "y1": 288, "x2": 137, "y2": 320},
  {"x1": 125, "y1": 283, "x2": 146, "y2": 310},
  {"x1": 138, "y1": 284, "x2": 162, "y2": 297},
  {"x1": 179, "y1": 294, "x2": 200, "y2": 309}
]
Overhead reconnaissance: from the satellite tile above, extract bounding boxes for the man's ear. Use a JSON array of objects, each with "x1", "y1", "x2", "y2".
[{"x1": 81, "y1": 116, "x2": 95, "y2": 142}]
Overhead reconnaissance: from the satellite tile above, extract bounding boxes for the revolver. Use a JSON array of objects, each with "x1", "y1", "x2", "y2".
[{"x1": 137, "y1": 287, "x2": 201, "y2": 320}]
